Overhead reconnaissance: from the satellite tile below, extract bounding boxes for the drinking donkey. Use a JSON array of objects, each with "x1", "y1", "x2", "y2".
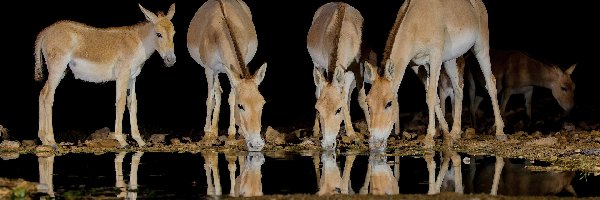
[
  {"x1": 363, "y1": 0, "x2": 506, "y2": 150},
  {"x1": 307, "y1": 2, "x2": 369, "y2": 149},
  {"x1": 187, "y1": 0, "x2": 267, "y2": 151}
]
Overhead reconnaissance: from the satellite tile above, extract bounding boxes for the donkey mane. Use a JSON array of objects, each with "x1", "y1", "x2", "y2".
[
  {"x1": 326, "y1": 3, "x2": 347, "y2": 81},
  {"x1": 217, "y1": 0, "x2": 250, "y2": 78},
  {"x1": 381, "y1": 0, "x2": 412, "y2": 75}
]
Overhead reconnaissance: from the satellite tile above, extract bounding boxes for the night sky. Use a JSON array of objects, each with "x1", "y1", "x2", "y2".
[{"x1": 2, "y1": 0, "x2": 597, "y2": 141}]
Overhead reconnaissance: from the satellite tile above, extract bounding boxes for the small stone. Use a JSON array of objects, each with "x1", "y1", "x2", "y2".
[
  {"x1": 562, "y1": 122, "x2": 576, "y2": 131},
  {"x1": 526, "y1": 137, "x2": 557, "y2": 146},
  {"x1": 575, "y1": 149, "x2": 581, "y2": 153},
  {"x1": 0, "y1": 125, "x2": 8, "y2": 139},
  {"x1": 300, "y1": 139, "x2": 315, "y2": 147},
  {"x1": 217, "y1": 135, "x2": 228, "y2": 143},
  {"x1": 464, "y1": 128, "x2": 476, "y2": 139},
  {"x1": 355, "y1": 120, "x2": 368, "y2": 135},
  {"x1": 591, "y1": 130, "x2": 600, "y2": 137},
  {"x1": 402, "y1": 131, "x2": 415, "y2": 140},
  {"x1": 0, "y1": 140, "x2": 20, "y2": 149},
  {"x1": 341, "y1": 136, "x2": 352, "y2": 144},
  {"x1": 182, "y1": 137, "x2": 192, "y2": 143},
  {"x1": 265, "y1": 126, "x2": 286, "y2": 145},
  {"x1": 149, "y1": 134, "x2": 167, "y2": 144},
  {"x1": 462, "y1": 157, "x2": 471, "y2": 164},
  {"x1": 532, "y1": 131, "x2": 543, "y2": 138},
  {"x1": 170, "y1": 138, "x2": 181, "y2": 145},
  {"x1": 59, "y1": 142, "x2": 74, "y2": 146},
  {"x1": 89, "y1": 127, "x2": 111, "y2": 140},
  {"x1": 21, "y1": 140, "x2": 37, "y2": 147}
]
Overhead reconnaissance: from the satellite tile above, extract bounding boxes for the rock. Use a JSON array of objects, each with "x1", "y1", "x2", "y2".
[
  {"x1": 526, "y1": 136, "x2": 557, "y2": 146},
  {"x1": 0, "y1": 153, "x2": 19, "y2": 160},
  {"x1": 0, "y1": 140, "x2": 20, "y2": 149},
  {"x1": 89, "y1": 127, "x2": 111, "y2": 140},
  {"x1": 0, "y1": 125, "x2": 8, "y2": 139},
  {"x1": 59, "y1": 142, "x2": 74, "y2": 146},
  {"x1": 182, "y1": 137, "x2": 192, "y2": 143},
  {"x1": 149, "y1": 134, "x2": 167, "y2": 144},
  {"x1": 265, "y1": 126, "x2": 286, "y2": 145},
  {"x1": 462, "y1": 157, "x2": 471, "y2": 165},
  {"x1": 531, "y1": 131, "x2": 543, "y2": 138},
  {"x1": 170, "y1": 138, "x2": 181, "y2": 145},
  {"x1": 563, "y1": 122, "x2": 576, "y2": 131},
  {"x1": 217, "y1": 135, "x2": 228, "y2": 143},
  {"x1": 464, "y1": 128, "x2": 476, "y2": 139},
  {"x1": 300, "y1": 139, "x2": 315, "y2": 147},
  {"x1": 21, "y1": 140, "x2": 37, "y2": 147},
  {"x1": 341, "y1": 135, "x2": 352, "y2": 144}
]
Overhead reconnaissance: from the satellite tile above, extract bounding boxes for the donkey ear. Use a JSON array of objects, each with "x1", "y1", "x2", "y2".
[
  {"x1": 313, "y1": 67, "x2": 325, "y2": 87},
  {"x1": 166, "y1": 3, "x2": 176, "y2": 20},
  {"x1": 384, "y1": 60, "x2": 395, "y2": 81},
  {"x1": 565, "y1": 63, "x2": 576, "y2": 75},
  {"x1": 332, "y1": 66, "x2": 345, "y2": 88},
  {"x1": 253, "y1": 62, "x2": 268, "y2": 85},
  {"x1": 224, "y1": 64, "x2": 241, "y2": 86},
  {"x1": 139, "y1": 4, "x2": 158, "y2": 23},
  {"x1": 363, "y1": 61, "x2": 377, "y2": 82}
]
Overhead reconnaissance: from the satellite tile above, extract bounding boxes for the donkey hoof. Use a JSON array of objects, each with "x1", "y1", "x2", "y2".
[
  {"x1": 423, "y1": 137, "x2": 435, "y2": 149},
  {"x1": 496, "y1": 134, "x2": 508, "y2": 141}
]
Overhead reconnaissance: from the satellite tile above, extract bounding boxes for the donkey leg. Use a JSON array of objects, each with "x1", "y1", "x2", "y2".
[
  {"x1": 342, "y1": 76, "x2": 357, "y2": 138},
  {"x1": 467, "y1": 66, "x2": 479, "y2": 129},
  {"x1": 210, "y1": 75, "x2": 223, "y2": 137},
  {"x1": 450, "y1": 151, "x2": 464, "y2": 194},
  {"x1": 127, "y1": 78, "x2": 146, "y2": 147},
  {"x1": 424, "y1": 54, "x2": 445, "y2": 149},
  {"x1": 444, "y1": 59, "x2": 464, "y2": 141},
  {"x1": 424, "y1": 152, "x2": 437, "y2": 195},
  {"x1": 393, "y1": 99, "x2": 401, "y2": 136},
  {"x1": 358, "y1": 87, "x2": 370, "y2": 130},
  {"x1": 38, "y1": 67, "x2": 65, "y2": 148},
  {"x1": 226, "y1": 153, "x2": 238, "y2": 196},
  {"x1": 204, "y1": 69, "x2": 216, "y2": 135},
  {"x1": 227, "y1": 90, "x2": 237, "y2": 138},
  {"x1": 500, "y1": 89, "x2": 511, "y2": 116},
  {"x1": 114, "y1": 75, "x2": 130, "y2": 147},
  {"x1": 341, "y1": 155, "x2": 356, "y2": 194},
  {"x1": 473, "y1": 48, "x2": 505, "y2": 140}
]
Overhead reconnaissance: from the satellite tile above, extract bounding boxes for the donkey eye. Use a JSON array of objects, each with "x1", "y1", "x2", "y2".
[
  {"x1": 237, "y1": 104, "x2": 244, "y2": 111},
  {"x1": 385, "y1": 101, "x2": 393, "y2": 109},
  {"x1": 335, "y1": 107, "x2": 342, "y2": 115},
  {"x1": 156, "y1": 32, "x2": 162, "y2": 38}
]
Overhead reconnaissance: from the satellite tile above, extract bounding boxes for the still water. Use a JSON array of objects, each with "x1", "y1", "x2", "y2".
[{"x1": 1, "y1": 150, "x2": 598, "y2": 199}]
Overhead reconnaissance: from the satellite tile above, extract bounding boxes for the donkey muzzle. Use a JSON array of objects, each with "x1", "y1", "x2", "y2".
[{"x1": 163, "y1": 53, "x2": 176, "y2": 67}]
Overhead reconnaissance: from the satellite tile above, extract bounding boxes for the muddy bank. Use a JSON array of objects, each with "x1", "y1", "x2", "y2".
[{"x1": 1, "y1": 121, "x2": 599, "y2": 173}]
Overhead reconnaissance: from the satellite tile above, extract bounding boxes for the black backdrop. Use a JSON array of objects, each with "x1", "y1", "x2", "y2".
[{"x1": 1, "y1": 0, "x2": 597, "y2": 140}]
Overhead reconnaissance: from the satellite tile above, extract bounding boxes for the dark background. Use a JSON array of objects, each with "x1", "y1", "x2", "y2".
[{"x1": 1, "y1": 0, "x2": 598, "y2": 141}]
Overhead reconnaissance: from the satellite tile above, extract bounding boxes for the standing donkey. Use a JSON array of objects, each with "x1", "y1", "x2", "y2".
[
  {"x1": 308, "y1": 2, "x2": 369, "y2": 149},
  {"x1": 467, "y1": 50, "x2": 576, "y2": 127},
  {"x1": 363, "y1": 0, "x2": 506, "y2": 150},
  {"x1": 34, "y1": 4, "x2": 177, "y2": 148},
  {"x1": 187, "y1": 0, "x2": 267, "y2": 151}
]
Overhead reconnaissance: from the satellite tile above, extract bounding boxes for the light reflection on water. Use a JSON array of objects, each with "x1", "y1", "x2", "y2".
[{"x1": 0, "y1": 150, "x2": 596, "y2": 199}]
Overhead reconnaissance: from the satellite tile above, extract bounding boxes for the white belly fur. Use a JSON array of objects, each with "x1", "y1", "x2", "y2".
[{"x1": 69, "y1": 58, "x2": 116, "y2": 83}]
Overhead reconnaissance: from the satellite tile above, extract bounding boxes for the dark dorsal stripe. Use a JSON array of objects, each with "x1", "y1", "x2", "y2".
[
  {"x1": 327, "y1": 3, "x2": 347, "y2": 81},
  {"x1": 217, "y1": 0, "x2": 250, "y2": 78},
  {"x1": 381, "y1": 0, "x2": 411, "y2": 75}
]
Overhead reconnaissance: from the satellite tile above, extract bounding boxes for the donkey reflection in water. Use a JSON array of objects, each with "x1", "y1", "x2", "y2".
[
  {"x1": 188, "y1": 0, "x2": 267, "y2": 151},
  {"x1": 34, "y1": 4, "x2": 177, "y2": 148},
  {"x1": 202, "y1": 151, "x2": 265, "y2": 197},
  {"x1": 363, "y1": 0, "x2": 505, "y2": 150}
]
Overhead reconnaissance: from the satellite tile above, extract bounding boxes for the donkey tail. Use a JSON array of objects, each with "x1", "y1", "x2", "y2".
[{"x1": 34, "y1": 29, "x2": 46, "y2": 82}]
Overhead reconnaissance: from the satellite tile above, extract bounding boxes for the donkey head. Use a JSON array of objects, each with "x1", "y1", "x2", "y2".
[
  {"x1": 551, "y1": 63, "x2": 576, "y2": 113},
  {"x1": 314, "y1": 66, "x2": 354, "y2": 150},
  {"x1": 364, "y1": 61, "x2": 400, "y2": 151},
  {"x1": 139, "y1": 3, "x2": 176, "y2": 67},
  {"x1": 225, "y1": 63, "x2": 268, "y2": 151}
]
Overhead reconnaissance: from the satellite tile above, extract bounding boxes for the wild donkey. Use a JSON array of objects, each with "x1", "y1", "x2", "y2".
[
  {"x1": 363, "y1": 0, "x2": 505, "y2": 150},
  {"x1": 187, "y1": 0, "x2": 267, "y2": 151},
  {"x1": 34, "y1": 4, "x2": 177, "y2": 148},
  {"x1": 468, "y1": 50, "x2": 576, "y2": 126},
  {"x1": 307, "y1": 2, "x2": 369, "y2": 149}
]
